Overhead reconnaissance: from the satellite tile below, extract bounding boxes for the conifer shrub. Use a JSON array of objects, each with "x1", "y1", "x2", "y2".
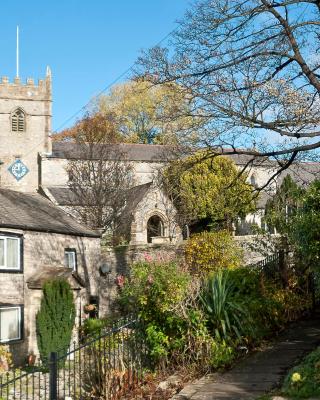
[{"x1": 36, "y1": 278, "x2": 75, "y2": 364}]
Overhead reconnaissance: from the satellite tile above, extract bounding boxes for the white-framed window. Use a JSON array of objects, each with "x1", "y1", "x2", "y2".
[
  {"x1": 0, "y1": 306, "x2": 22, "y2": 343},
  {"x1": 64, "y1": 249, "x2": 77, "y2": 271},
  {"x1": 0, "y1": 235, "x2": 21, "y2": 271}
]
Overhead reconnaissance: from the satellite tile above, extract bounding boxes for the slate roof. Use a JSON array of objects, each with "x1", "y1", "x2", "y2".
[
  {"x1": 51, "y1": 142, "x2": 176, "y2": 162},
  {"x1": 278, "y1": 163, "x2": 320, "y2": 187},
  {"x1": 45, "y1": 182, "x2": 153, "y2": 209},
  {"x1": 120, "y1": 182, "x2": 153, "y2": 218},
  {"x1": 45, "y1": 186, "x2": 79, "y2": 206},
  {"x1": 0, "y1": 189, "x2": 100, "y2": 237},
  {"x1": 27, "y1": 267, "x2": 85, "y2": 289}
]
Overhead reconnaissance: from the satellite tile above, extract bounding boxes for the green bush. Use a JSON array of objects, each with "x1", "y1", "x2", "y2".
[
  {"x1": 118, "y1": 260, "x2": 191, "y2": 364},
  {"x1": 80, "y1": 318, "x2": 110, "y2": 338},
  {"x1": 119, "y1": 260, "x2": 190, "y2": 318},
  {"x1": 36, "y1": 279, "x2": 75, "y2": 364},
  {"x1": 225, "y1": 267, "x2": 311, "y2": 339},
  {"x1": 200, "y1": 267, "x2": 311, "y2": 346},
  {"x1": 118, "y1": 258, "x2": 312, "y2": 373},
  {"x1": 185, "y1": 231, "x2": 243, "y2": 275},
  {"x1": 209, "y1": 340, "x2": 236, "y2": 370}
]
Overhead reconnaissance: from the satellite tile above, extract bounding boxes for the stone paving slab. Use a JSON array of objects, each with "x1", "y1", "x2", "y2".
[{"x1": 172, "y1": 317, "x2": 320, "y2": 400}]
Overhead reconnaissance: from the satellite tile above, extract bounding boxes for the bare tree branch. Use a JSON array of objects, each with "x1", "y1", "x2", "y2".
[{"x1": 136, "y1": 0, "x2": 320, "y2": 176}]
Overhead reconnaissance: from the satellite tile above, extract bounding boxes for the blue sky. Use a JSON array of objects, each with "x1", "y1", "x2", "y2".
[{"x1": 0, "y1": 1, "x2": 189, "y2": 132}]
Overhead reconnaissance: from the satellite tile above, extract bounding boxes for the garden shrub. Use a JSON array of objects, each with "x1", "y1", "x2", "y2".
[
  {"x1": 118, "y1": 259, "x2": 245, "y2": 372},
  {"x1": 36, "y1": 278, "x2": 75, "y2": 364},
  {"x1": 80, "y1": 318, "x2": 110, "y2": 338},
  {"x1": 119, "y1": 260, "x2": 190, "y2": 319},
  {"x1": 117, "y1": 256, "x2": 312, "y2": 374},
  {"x1": 225, "y1": 267, "x2": 311, "y2": 340},
  {"x1": 185, "y1": 231, "x2": 243, "y2": 275},
  {"x1": 118, "y1": 260, "x2": 191, "y2": 365},
  {"x1": 200, "y1": 267, "x2": 312, "y2": 347},
  {"x1": 209, "y1": 340, "x2": 236, "y2": 370}
]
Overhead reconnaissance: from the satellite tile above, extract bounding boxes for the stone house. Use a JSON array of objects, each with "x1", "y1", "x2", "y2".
[{"x1": 0, "y1": 188, "x2": 101, "y2": 364}]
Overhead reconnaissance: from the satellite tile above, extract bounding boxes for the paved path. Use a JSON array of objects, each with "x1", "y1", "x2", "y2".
[{"x1": 172, "y1": 316, "x2": 320, "y2": 400}]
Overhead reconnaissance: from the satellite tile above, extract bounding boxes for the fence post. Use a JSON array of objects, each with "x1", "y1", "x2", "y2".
[
  {"x1": 279, "y1": 250, "x2": 289, "y2": 288},
  {"x1": 309, "y1": 272, "x2": 316, "y2": 314},
  {"x1": 49, "y1": 352, "x2": 58, "y2": 400}
]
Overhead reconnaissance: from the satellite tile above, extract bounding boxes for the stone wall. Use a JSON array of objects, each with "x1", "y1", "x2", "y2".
[
  {"x1": 98, "y1": 243, "x2": 184, "y2": 315},
  {"x1": 98, "y1": 236, "x2": 274, "y2": 316},
  {"x1": 40, "y1": 157, "x2": 164, "y2": 188},
  {"x1": 234, "y1": 234, "x2": 277, "y2": 264}
]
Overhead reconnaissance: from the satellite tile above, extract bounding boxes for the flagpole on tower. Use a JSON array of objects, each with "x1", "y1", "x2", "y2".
[{"x1": 16, "y1": 26, "x2": 19, "y2": 78}]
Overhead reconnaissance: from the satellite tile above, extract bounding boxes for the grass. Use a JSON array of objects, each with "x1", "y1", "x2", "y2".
[{"x1": 280, "y1": 345, "x2": 320, "y2": 399}]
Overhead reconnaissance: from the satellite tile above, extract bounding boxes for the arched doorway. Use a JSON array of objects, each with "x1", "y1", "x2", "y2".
[{"x1": 147, "y1": 215, "x2": 164, "y2": 243}]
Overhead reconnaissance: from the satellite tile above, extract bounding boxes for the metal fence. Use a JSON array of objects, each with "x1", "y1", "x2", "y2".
[
  {"x1": 250, "y1": 252, "x2": 281, "y2": 280},
  {"x1": 251, "y1": 251, "x2": 318, "y2": 311},
  {"x1": 0, "y1": 317, "x2": 147, "y2": 400}
]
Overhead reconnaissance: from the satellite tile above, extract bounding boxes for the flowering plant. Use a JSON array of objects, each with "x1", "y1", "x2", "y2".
[
  {"x1": 291, "y1": 372, "x2": 302, "y2": 384},
  {"x1": 115, "y1": 274, "x2": 125, "y2": 288},
  {"x1": 0, "y1": 345, "x2": 12, "y2": 373},
  {"x1": 84, "y1": 304, "x2": 96, "y2": 313}
]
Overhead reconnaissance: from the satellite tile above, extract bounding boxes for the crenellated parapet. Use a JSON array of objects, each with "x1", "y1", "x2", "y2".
[{"x1": 0, "y1": 67, "x2": 52, "y2": 100}]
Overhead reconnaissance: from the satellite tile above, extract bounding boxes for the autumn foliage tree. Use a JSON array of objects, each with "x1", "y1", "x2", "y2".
[
  {"x1": 97, "y1": 79, "x2": 193, "y2": 144},
  {"x1": 55, "y1": 79, "x2": 193, "y2": 145},
  {"x1": 53, "y1": 112, "x2": 121, "y2": 143}
]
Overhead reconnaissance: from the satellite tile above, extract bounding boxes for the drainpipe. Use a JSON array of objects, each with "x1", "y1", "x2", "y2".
[{"x1": 0, "y1": 160, "x2": 3, "y2": 187}]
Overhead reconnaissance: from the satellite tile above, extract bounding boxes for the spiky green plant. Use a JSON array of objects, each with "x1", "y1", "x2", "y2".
[{"x1": 200, "y1": 270, "x2": 250, "y2": 341}]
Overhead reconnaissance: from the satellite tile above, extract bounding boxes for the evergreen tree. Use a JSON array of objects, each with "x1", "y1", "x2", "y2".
[
  {"x1": 163, "y1": 153, "x2": 256, "y2": 231},
  {"x1": 36, "y1": 279, "x2": 76, "y2": 364}
]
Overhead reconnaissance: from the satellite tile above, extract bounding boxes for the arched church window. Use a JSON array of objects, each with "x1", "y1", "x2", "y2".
[
  {"x1": 11, "y1": 108, "x2": 26, "y2": 132},
  {"x1": 147, "y1": 215, "x2": 164, "y2": 243}
]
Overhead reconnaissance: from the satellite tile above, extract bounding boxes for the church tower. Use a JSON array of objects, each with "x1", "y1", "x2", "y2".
[{"x1": 0, "y1": 68, "x2": 52, "y2": 192}]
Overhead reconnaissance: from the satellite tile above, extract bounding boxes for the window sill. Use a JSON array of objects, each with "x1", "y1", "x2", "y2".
[
  {"x1": 0, "y1": 338, "x2": 24, "y2": 345},
  {"x1": 0, "y1": 269, "x2": 23, "y2": 274}
]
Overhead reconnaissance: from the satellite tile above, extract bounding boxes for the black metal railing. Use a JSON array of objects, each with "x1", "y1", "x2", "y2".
[
  {"x1": 250, "y1": 252, "x2": 281, "y2": 280},
  {"x1": 0, "y1": 316, "x2": 147, "y2": 400}
]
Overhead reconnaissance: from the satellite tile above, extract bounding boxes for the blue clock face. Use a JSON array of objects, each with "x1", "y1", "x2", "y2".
[{"x1": 8, "y1": 159, "x2": 29, "y2": 181}]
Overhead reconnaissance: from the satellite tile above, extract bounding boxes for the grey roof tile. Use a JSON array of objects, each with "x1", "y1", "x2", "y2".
[
  {"x1": 0, "y1": 188, "x2": 100, "y2": 237},
  {"x1": 51, "y1": 142, "x2": 176, "y2": 162},
  {"x1": 45, "y1": 182, "x2": 152, "y2": 209}
]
